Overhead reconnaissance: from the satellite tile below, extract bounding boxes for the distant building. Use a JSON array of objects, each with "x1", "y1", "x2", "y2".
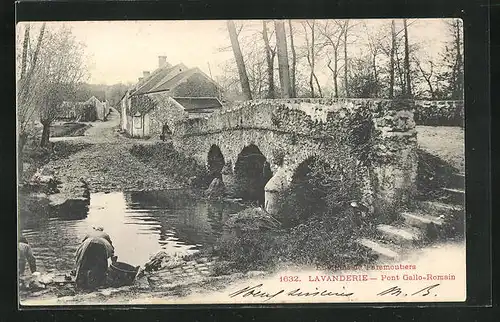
[
  {"x1": 58, "y1": 96, "x2": 109, "y2": 122},
  {"x1": 120, "y1": 56, "x2": 223, "y2": 139},
  {"x1": 86, "y1": 96, "x2": 109, "y2": 121}
]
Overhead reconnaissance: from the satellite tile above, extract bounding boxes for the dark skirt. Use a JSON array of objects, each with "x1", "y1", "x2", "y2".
[{"x1": 75, "y1": 242, "x2": 108, "y2": 290}]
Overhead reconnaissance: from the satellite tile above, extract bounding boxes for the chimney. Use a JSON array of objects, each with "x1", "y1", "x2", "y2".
[
  {"x1": 158, "y1": 55, "x2": 171, "y2": 69},
  {"x1": 143, "y1": 71, "x2": 150, "y2": 78}
]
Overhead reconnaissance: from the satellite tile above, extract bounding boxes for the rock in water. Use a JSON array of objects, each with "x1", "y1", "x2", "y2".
[
  {"x1": 222, "y1": 207, "x2": 281, "y2": 239},
  {"x1": 205, "y1": 178, "x2": 225, "y2": 199}
]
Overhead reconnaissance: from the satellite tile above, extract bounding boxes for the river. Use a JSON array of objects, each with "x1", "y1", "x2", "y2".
[{"x1": 18, "y1": 189, "x2": 244, "y2": 273}]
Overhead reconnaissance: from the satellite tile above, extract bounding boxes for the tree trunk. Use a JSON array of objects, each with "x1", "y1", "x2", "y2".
[
  {"x1": 372, "y1": 52, "x2": 378, "y2": 97},
  {"x1": 274, "y1": 20, "x2": 292, "y2": 98},
  {"x1": 310, "y1": 21, "x2": 322, "y2": 98},
  {"x1": 417, "y1": 61, "x2": 435, "y2": 99},
  {"x1": 327, "y1": 58, "x2": 339, "y2": 98},
  {"x1": 21, "y1": 24, "x2": 30, "y2": 80},
  {"x1": 40, "y1": 121, "x2": 51, "y2": 148},
  {"x1": 262, "y1": 21, "x2": 275, "y2": 99},
  {"x1": 226, "y1": 20, "x2": 252, "y2": 100},
  {"x1": 18, "y1": 132, "x2": 28, "y2": 179},
  {"x1": 288, "y1": 20, "x2": 297, "y2": 98},
  {"x1": 313, "y1": 74, "x2": 323, "y2": 98},
  {"x1": 389, "y1": 20, "x2": 396, "y2": 98},
  {"x1": 403, "y1": 19, "x2": 412, "y2": 98},
  {"x1": 454, "y1": 20, "x2": 463, "y2": 99},
  {"x1": 309, "y1": 72, "x2": 314, "y2": 98},
  {"x1": 20, "y1": 23, "x2": 46, "y2": 105},
  {"x1": 19, "y1": 132, "x2": 28, "y2": 155},
  {"x1": 343, "y1": 21, "x2": 349, "y2": 97},
  {"x1": 395, "y1": 48, "x2": 405, "y2": 96}
]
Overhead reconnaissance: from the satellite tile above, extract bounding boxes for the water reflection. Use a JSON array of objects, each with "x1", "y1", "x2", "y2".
[{"x1": 18, "y1": 189, "x2": 243, "y2": 272}]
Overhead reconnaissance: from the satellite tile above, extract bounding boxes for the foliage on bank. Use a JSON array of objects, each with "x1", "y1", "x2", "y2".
[
  {"x1": 129, "y1": 142, "x2": 211, "y2": 188},
  {"x1": 211, "y1": 207, "x2": 375, "y2": 274}
]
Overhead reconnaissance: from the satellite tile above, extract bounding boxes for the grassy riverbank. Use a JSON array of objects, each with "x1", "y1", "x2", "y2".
[{"x1": 129, "y1": 142, "x2": 211, "y2": 188}]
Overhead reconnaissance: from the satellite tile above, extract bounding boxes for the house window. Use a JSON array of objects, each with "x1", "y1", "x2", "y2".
[{"x1": 134, "y1": 115, "x2": 142, "y2": 128}]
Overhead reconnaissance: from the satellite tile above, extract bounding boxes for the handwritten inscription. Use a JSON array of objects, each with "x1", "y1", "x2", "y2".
[
  {"x1": 377, "y1": 284, "x2": 441, "y2": 297},
  {"x1": 229, "y1": 284, "x2": 353, "y2": 301},
  {"x1": 229, "y1": 282, "x2": 444, "y2": 301}
]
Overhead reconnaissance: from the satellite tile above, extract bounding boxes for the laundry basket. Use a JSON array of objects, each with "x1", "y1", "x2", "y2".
[{"x1": 108, "y1": 261, "x2": 139, "y2": 287}]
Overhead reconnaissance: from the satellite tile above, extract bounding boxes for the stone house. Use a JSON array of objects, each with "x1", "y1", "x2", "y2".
[
  {"x1": 120, "y1": 56, "x2": 223, "y2": 139},
  {"x1": 86, "y1": 96, "x2": 109, "y2": 121},
  {"x1": 58, "y1": 96, "x2": 109, "y2": 121}
]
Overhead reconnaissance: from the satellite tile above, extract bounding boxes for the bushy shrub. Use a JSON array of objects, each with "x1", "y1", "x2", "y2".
[
  {"x1": 414, "y1": 102, "x2": 464, "y2": 127},
  {"x1": 213, "y1": 208, "x2": 281, "y2": 271},
  {"x1": 274, "y1": 210, "x2": 376, "y2": 270},
  {"x1": 277, "y1": 149, "x2": 363, "y2": 226}
]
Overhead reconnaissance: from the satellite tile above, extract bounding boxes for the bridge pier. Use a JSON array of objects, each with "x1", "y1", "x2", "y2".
[{"x1": 263, "y1": 166, "x2": 293, "y2": 215}]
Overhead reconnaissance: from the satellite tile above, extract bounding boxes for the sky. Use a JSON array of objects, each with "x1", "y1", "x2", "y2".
[{"x1": 17, "y1": 19, "x2": 455, "y2": 86}]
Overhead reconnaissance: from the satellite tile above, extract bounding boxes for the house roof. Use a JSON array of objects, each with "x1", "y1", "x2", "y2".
[
  {"x1": 150, "y1": 67, "x2": 201, "y2": 93},
  {"x1": 172, "y1": 97, "x2": 222, "y2": 112},
  {"x1": 130, "y1": 63, "x2": 220, "y2": 97},
  {"x1": 132, "y1": 63, "x2": 188, "y2": 95},
  {"x1": 86, "y1": 96, "x2": 101, "y2": 105}
]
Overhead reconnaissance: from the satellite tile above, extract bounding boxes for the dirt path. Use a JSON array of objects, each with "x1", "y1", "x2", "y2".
[{"x1": 46, "y1": 108, "x2": 181, "y2": 192}]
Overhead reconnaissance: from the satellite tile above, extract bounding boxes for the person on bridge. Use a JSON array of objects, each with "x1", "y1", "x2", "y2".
[{"x1": 74, "y1": 226, "x2": 117, "y2": 290}]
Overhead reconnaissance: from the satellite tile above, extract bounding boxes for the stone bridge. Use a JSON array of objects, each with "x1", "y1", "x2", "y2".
[{"x1": 171, "y1": 98, "x2": 418, "y2": 217}]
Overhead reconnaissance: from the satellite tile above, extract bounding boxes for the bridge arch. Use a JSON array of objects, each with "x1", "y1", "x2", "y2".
[
  {"x1": 288, "y1": 156, "x2": 347, "y2": 222},
  {"x1": 207, "y1": 144, "x2": 225, "y2": 181},
  {"x1": 233, "y1": 144, "x2": 273, "y2": 205}
]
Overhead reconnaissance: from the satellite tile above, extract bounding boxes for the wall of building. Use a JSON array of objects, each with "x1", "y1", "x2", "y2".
[
  {"x1": 147, "y1": 92, "x2": 189, "y2": 138},
  {"x1": 121, "y1": 98, "x2": 128, "y2": 131}
]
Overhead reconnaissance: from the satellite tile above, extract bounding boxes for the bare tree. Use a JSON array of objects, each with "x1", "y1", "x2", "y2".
[
  {"x1": 37, "y1": 26, "x2": 88, "y2": 147},
  {"x1": 415, "y1": 58, "x2": 436, "y2": 99},
  {"x1": 227, "y1": 20, "x2": 252, "y2": 100},
  {"x1": 439, "y1": 19, "x2": 464, "y2": 99},
  {"x1": 318, "y1": 20, "x2": 345, "y2": 98},
  {"x1": 20, "y1": 25, "x2": 30, "y2": 80},
  {"x1": 17, "y1": 23, "x2": 47, "y2": 153},
  {"x1": 362, "y1": 23, "x2": 386, "y2": 97},
  {"x1": 262, "y1": 21, "x2": 276, "y2": 98},
  {"x1": 288, "y1": 20, "x2": 297, "y2": 98},
  {"x1": 274, "y1": 20, "x2": 292, "y2": 98},
  {"x1": 301, "y1": 20, "x2": 323, "y2": 98},
  {"x1": 394, "y1": 42, "x2": 406, "y2": 96},
  {"x1": 341, "y1": 20, "x2": 350, "y2": 97},
  {"x1": 389, "y1": 20, "x2": 396, "y2": 98},
  {"x1": 403, "y1": 19, "x2": 412, "y2": 97}
]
